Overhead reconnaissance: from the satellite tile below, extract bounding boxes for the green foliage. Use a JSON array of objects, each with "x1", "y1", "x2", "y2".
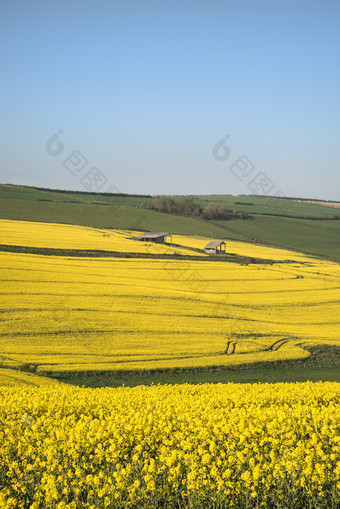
[
  {"x1": 142, "y1": 196, "x2": 202, "y2": 217},
  {"x1": 18, "y1": 363, "x2": 38, "y2": 373},
  {"x1": 201, "y1": 201, "x2": 250, "y2": 220},
  {"x1": 142, "y1": 196, "x2": 249, "y2": 221}
]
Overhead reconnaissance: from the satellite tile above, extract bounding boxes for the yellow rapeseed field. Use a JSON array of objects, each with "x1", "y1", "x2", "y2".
[
  {"x1": 0, "y1": 219, "x2": 206, "y2": 256},
  {"x1": 1, "y1": 220, "x2": 340, "y2": 508},
  {"x1": 0, "y1": 382, "x2": 340, "y2": 508},
  {"x1": 0, "y1": 218, "x2": 313, "y2": 261},
  {"x1": 0, "y1": 218, "x2": 339, "y2": 373},
  {"x1": 0, "y1": 368, "x2": 61, "y2": 387}
]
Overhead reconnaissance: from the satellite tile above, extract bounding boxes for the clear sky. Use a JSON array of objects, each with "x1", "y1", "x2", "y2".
[{"x1": 1, "y1": 0, "x2": 339, "y2": 199}]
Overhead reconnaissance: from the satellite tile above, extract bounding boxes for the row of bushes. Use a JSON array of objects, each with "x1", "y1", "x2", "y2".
[{"x1": 141, "y1": 197, "x2": 250, "y2": 220}]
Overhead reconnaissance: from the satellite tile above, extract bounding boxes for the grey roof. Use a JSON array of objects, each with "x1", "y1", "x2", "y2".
[
  {"x1": 204, "y1": 240, "x2": 226, "y2": 249},
  {"x1": 133, "y1": 232, "x2": 172, "y2": 239}
]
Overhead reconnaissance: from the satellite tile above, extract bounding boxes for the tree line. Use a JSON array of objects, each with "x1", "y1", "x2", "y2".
[{"x1": 141, "y1": 197, "x2": 250, "y2": 220}]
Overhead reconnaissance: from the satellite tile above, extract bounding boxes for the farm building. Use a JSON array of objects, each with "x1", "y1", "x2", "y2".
[
  {"x1": 204, "y1": 240, "x2": 226, "y2": 255},
  {"x1": 132, "y1": 232, "x2": 172, "y2": 244}
]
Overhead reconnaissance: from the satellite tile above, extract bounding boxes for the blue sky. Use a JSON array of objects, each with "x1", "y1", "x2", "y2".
[{"x1": 1, "y1": 0, "x2": 340, "y2": 199}]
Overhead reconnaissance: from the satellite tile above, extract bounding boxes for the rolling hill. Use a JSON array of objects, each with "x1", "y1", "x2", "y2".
[{"x1": 0, "y1": 184, "x2": 339, "y2": 260}]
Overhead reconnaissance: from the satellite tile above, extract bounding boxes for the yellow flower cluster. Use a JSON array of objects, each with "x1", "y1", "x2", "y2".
[{"x1": 0, "y1": 382, "x2": 340, "y2": 508}]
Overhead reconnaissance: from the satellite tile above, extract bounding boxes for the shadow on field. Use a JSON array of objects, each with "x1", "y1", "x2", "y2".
[{"x1": 51, "y1": 345, "x2": 340, "y2": 388}]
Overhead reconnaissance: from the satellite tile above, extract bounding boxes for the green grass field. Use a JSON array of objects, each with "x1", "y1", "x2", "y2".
[
  {"x1": 195, "y1": 194, "x2": 340, "y2": 217},
  {"x1": 214, "y1": 215, "x2": 340, "y2": 259}
]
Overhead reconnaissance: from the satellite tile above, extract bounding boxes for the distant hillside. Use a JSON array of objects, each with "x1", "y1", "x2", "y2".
[{"x1": 0, "y1": 184, "x2": 339, "y2": 260}]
